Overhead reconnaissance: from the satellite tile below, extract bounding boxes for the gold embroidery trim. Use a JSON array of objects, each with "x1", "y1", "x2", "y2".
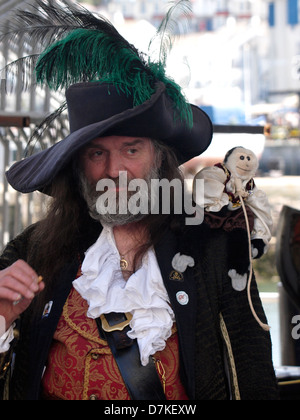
[
  {"x1": 219, "y1": 313, "x2": 241, "y2": 400},
  {"x1": 152, "y1": 358, "x2": 166, "y2": 393},
  {"x1": 82, "y1": 347, "x2": 116, "y2": 400},
  {"x1": 82, "y1": 352, "x2": 92, "y2": 400},
  {"x1": 63, "y1": 295, "x2": 107, "y2": 346}
]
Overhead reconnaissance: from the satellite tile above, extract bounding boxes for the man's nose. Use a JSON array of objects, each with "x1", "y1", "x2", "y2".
[{"x1": 105, "y1": 155, "x2": 124, "y2": 179}]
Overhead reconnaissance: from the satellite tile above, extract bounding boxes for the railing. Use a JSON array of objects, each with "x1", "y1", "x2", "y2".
[{"x1": 0, "y1": 113, "x2": 68, "y2": 250}]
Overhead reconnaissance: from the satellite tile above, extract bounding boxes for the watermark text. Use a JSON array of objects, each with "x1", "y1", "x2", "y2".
[{"x1": 95, "y1": 171, "x2": 204, "y2": 225}]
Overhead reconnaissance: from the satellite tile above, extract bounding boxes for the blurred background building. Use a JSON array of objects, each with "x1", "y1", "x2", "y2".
[{"x1": 90, "y1": 0, "x2": 300, "y2": 176}]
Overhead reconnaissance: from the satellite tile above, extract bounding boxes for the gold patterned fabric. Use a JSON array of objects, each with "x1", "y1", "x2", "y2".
[{"x1": 41, "y1": 287, "x2": 188, "y2": 400}]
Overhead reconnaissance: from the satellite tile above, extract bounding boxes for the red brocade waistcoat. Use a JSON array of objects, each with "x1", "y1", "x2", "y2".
[{"x1": 42, "y1": 287, "x2": 189, "y2": 400}]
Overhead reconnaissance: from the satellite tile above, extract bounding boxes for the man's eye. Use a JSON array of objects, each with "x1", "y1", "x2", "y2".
[
  {"x1": 88, "y1": 150, "x2": 104, "y2": 160},
  {"x1": 127, "y1": 148, "x2": 138, "y2": 155}
]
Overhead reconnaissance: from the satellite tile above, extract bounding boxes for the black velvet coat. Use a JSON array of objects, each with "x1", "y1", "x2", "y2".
[{"x1": 0, "y1": 220, "x2": 279, "y2": 400}]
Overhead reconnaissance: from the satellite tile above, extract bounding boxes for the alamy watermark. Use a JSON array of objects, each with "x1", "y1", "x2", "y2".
[
  {"x1": 94, "y1": 171, "x2": 205, "y2": 226},
  {"x1": 291, "y1": 315, "x2": 300, "y2": 340}
]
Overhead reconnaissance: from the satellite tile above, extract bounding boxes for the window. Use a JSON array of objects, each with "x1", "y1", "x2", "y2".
[
  {"x1": 269, "y1": 2, "x2": 275, "y2": 27},
  {"x1": 287, "y1": 0, "x2": 298, "y2": 26}
]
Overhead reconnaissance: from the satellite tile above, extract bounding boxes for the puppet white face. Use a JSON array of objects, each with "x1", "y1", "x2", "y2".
[{"x1": 225, "y1": 147, "x2": 258, "y2": 180}]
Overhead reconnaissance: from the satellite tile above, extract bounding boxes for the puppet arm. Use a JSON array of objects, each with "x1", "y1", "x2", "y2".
[
  {"x1": 193, "y1": 166, "x2": 229, "y2": 212},
  {"x1": 246, "y1": 187, "x2": 273, "y2": 246}
]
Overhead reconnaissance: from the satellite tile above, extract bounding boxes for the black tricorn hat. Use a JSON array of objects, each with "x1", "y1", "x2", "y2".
[{"x1": 6, "y1": 81, "x2": 212, "y2": 193}]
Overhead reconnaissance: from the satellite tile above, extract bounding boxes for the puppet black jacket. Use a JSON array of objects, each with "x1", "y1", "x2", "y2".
[{"x1": 0, "y1": 220, "x2": 279, "y2": 400}]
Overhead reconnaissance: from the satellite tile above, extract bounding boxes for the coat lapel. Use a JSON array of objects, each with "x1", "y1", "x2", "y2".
[
  {"x1": 155, "y1": 229, "x2": 197, "y2": 399},
  {"x1": 27, "y1": 258, "x2": 80, "y2": 399}
]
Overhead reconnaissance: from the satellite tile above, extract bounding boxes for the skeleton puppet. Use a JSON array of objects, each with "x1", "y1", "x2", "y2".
[{"x1": 193, "y1": 147, "x2": 273, "y2": 292}]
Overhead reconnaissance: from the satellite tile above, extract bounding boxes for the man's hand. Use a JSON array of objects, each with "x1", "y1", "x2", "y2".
[{"x1": 0, "y1": 260, "x2": 45, "y2": 333}]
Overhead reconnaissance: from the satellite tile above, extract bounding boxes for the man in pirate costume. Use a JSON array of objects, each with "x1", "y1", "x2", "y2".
[{"x1": 0, "y1": 0, "x2": 278, "y2": 400}]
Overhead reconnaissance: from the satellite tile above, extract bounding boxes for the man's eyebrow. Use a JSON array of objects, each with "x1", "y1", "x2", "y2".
[
  {"x1": 122, "y1": 139, "x2": 146, "y2": 147},
  {"x1": 85, "y1": 138, "x2": 147, "y2": 149},
  {"x1": 85, "y1": 141, "x2": 105, "y2": 149}
]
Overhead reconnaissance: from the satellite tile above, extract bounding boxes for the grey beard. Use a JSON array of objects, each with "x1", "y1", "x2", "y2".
[{"x1": 79, "y1": 168, "x2": 160, "y2": 227}]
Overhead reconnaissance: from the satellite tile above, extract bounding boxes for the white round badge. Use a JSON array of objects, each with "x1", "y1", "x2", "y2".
[{"x1": 176, "y1": 291, "x2": 189, "y2": 305}]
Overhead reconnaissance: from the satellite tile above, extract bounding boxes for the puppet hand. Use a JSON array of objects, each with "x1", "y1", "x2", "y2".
[
  {"x1": 233, "y1": 177, "x2": 248, "y2": 198},
  {"x1": 172, "y1": 253, "x2": 195, "y2": 273},
  {"x1": 251, "y1": 239, "x2": 266, "y2": 259},
  {"x1": 228, "y1": 269, "x2": 247, "y2": 291}
]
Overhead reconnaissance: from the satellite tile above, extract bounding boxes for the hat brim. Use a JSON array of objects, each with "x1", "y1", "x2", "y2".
[{"x1": 6, "y1": 83, "x2": 212, "y2": 193}]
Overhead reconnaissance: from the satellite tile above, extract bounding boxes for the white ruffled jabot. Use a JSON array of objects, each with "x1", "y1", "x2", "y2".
[{"x1": 73, "y1": 225, "x2": 175, "y2": 366}]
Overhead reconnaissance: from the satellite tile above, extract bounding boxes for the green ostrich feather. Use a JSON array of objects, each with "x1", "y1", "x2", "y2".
[{"x1": 35, "y1": 28, "x2": 193, "y2": 128}]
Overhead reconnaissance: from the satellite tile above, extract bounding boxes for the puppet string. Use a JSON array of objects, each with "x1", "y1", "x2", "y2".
[{"x1": 238, "y1": 194, "x2": 271, "y2": 332}]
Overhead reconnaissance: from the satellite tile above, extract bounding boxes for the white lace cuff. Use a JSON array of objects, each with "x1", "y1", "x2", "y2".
[{"x1": 0, "y1": 323, "x2": 15, "y2": 353}]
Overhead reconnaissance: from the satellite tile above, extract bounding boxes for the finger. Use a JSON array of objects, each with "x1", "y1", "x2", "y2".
[
  {"x1": 13, "y1": 281, "x2": 45, "y2": 306},
  {"x1": 0, "y1": 284, "x2": 23, "y2": 302},
  {"x1": 11, "y1": 260, "x2": 39, "y2": 283},
  {"x1": 2, "y1": 262, "x2": 39, "y2": 294},
  {"x1": 0, "y1": 275, "x2": 35, "y2": 300},
  {"x1": 4, "y1": 271, "x2": 38, "y2": 295}
]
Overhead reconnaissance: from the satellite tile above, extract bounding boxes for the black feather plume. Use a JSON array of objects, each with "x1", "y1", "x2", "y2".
[
  {"x1": 149, "y1": 0, "x2": 192, "y2": 66},
  {"x1": 1, "y1": 0, "x2": 143, "y2": 91},
  {"x1": 0, "y1": 0, "x2": 119, "y2": 46},
  {"x1": 24, "y1": 101, "x2": 68, "y2": 156}
]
